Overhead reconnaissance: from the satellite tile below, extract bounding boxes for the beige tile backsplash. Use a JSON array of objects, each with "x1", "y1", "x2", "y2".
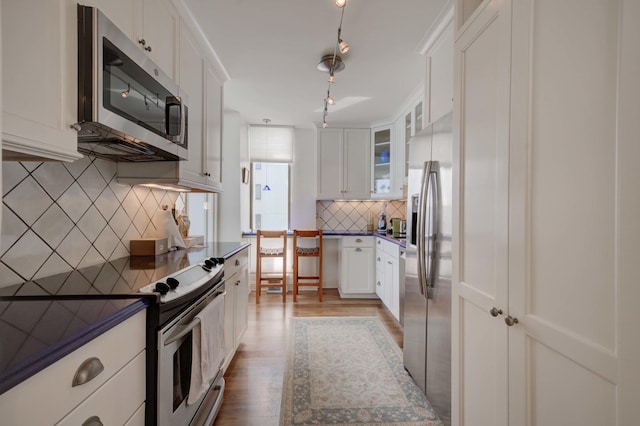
[
  {"x1": 1, "y1": 157, "x2": 185, "y2": 287},
  {"x1": 316, "y1": 200, "x2": 406, "y2": 232}
]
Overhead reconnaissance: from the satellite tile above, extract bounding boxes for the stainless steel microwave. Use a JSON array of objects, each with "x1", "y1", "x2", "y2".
[{"x1": 76, "y1": 5, "x2": 188, "y2": 162}]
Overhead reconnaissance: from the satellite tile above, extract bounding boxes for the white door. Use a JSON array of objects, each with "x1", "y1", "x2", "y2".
[
  {"x1": 452, "y1": 0, "x2": 512, "y2": 425},
  {"x1": 507, "y1": 1, "x2": 626, "y2": 424}
]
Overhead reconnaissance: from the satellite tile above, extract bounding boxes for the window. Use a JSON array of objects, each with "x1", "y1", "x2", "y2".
[
  {"x1": 251, "y1": 162, "x2": 289, "y2": 230},
  {"x1": 249, "y1": 124, "x2": 294, "y2": 231}
]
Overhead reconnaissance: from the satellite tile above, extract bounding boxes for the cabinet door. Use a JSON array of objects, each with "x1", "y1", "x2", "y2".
[
  {"x1": 223, "y1": 272, "x2": 237, "y2": 366},
  {"x1": 341, "y1": 246, "x2": 374, "y2": 294},
  {"x1": 371, "y1": 126, "x2": 392, "y2": 198},
  {"x1": 391, "y1": 118, "x2": 406, "y2": 194},
  {"x1": 234, "y1": 263, "x2": 248, "y2": 344},
  {"x1": 375, "y1": 249, "x2": 384, "y2": 299},
  {"x1": 452, "y1": 0, "x2": 511, "y2": 425},
  {"x1": 426, "y1": 19, "x2": 453, "y2": 124},
  {"x1": 140, "y1": 0, "x2": 178, "y2": 81},
  {"x1": 205, "y1": 63, "x2": 223, "y2": 189},
  {"x1": 90, "y1": 0, "x2": 137, "y2": 39},
  {"x1": 386, "y1": 254, "x2": 399, "y2": 320},
  {"x1": 317, "y1": 128, "x2": 344, "y2": 199},
  {"x1": 178, "y1": 23, "x2": 205, "y2": 185},
  {"x1": 1, "y1": 0, "x2": 81, "y2": 162},
  {"x1": 343, "y1": 128, "x2": 371, "y2": 199},
  {"x1": 508, "y1": 1, "x2": 623, "y2": 424}
]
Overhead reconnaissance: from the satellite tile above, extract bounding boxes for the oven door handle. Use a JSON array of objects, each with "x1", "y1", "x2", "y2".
[{"x1": 164, "y1": 290, "x2": 226, "y2": 346}]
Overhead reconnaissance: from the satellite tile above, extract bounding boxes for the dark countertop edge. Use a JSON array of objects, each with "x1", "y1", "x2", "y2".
[
  {"x1": 241, "y1": 232, "x2": 406, "y2": 248},
  {"x1": 0, "y1": 297, "x2": 149, "y2": 395},
  {"x1": 220, "y1": 242, "x2": 252, "y2": 259}
]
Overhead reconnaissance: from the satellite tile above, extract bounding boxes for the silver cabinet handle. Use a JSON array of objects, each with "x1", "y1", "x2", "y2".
[
  {"x1": 355, "y1": 247, "x2": 362, "y2": 252},
  {"x1": 490, "y1": 307, "x2": 503, "y2": 317},
  {"x1": 82, "y1": 416, "x2": 103, "y2": 426},
  {"x1": 138, "y1": 38, "x2": 146, "y2": 46},
  {"x1": 144, "y1": 45, "x2": 152, "y2": 52},
  {"x1": 387, "y1": 261, "x2": 393, "y2": 265},
  {"x1": 355, "y1": 238, "x2": 362, "y2": 243},
  {"x1": 376, "y1": 281, "x2": 381, "y2": 286},
  {"x1": 72, "y1": 357, "x2": 104, "y2": 387},
  {"x1": 235, "y1": 280, "x2": 240, "y2": 286},
  {"x1": 377, "y1": 257, "x2": 381, "y2": 261},
  {"x1": 377, "y1": 240, "x2": 381, "y2": 245},
  {"x1": 235, "y1": 259, "x2": 240, "y2": 266},
  {"x1": 505, "y1": 316, "x2": 519, "y2": 326}
]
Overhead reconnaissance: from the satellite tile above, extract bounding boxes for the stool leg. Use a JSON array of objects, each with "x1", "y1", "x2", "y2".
[
  {"x1": 293, "y1": 252, "x2": 298, "y2": 302},
  {"x1": 256, "y1": 254, "x2": 261, "y2": 304},
  {"x1": 282, "y1": 254, "x2": 287, "y2": 303},
  {"x1": 318, "y1": 253, "x2": 323, "y2": 302}
]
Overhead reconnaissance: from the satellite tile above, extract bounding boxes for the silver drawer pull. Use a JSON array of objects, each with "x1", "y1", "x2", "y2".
[
  {"x1": 235, "y1": 259, "x2": 240, "y2": 266},
  {"x1": 355, "y1": 247, "x2": 362, "y2": 252},
  {"x1": 82, "y1": 416, "x2": 103, "y2": 426},
  {"x1": 355, "y1": 238, "x2": 362, "y2": 243},
  {"x1": 72, "y1": 357, "x2": 104, "y2": 387}
]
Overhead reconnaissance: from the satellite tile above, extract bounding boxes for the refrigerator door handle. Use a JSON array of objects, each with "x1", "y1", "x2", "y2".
[
  {"x1": 426, "y1": 165, "x2": 439, "y2": 299},
  {"x1": 417, "y1": 161, "x2": 433, "y2": 298}
]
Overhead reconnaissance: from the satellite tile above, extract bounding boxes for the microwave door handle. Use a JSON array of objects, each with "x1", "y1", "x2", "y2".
[{"x1": 165, "y1": 96, "x2": 182, "y2": 141}]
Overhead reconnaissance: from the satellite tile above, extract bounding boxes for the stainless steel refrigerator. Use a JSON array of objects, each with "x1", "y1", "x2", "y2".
[{"x1": 403, "y1": 112, "x2": 452, "y2": 425}]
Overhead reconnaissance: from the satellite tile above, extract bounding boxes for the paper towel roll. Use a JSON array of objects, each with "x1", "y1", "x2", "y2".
[{"x1": 145, "y1": 210, "x2": 186, "y2": 249}]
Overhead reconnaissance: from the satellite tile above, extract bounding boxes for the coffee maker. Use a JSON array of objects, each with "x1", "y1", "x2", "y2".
[{"x1": 391, "y1": 218, "x2": 407, "y2": 238}]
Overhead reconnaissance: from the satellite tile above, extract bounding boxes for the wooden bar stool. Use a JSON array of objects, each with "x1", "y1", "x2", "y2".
[
  {"x1": 256, "y1": 230, "x2": 287, "y2": 303},
  {"x1": 293, "y1": 230, "x2": 323, "y2": 302}
]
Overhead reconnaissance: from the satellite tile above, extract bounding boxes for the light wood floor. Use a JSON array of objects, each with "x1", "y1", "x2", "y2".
[{"x1": 213, "y1": 289, "x2": 403, "y2": 426}]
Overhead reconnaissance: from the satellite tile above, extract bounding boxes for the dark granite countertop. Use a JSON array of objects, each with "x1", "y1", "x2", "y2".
[
  {"x1": 0, "y1": 241, "x2": 250, "y2": 395},
  {"x1": 0, "y1": 296, "x2": 148, "y2": 395},
  {"x1": 241, "y1": 231, "x2": 406, "y2": 248}
]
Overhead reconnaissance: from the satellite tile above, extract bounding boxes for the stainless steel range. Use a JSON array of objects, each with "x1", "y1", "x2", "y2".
[{"x1": 139, "y1": 258, "x2": 226, "y2": 426}]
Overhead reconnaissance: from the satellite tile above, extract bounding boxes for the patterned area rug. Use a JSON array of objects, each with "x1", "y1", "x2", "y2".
[{"x1": 280, "y1": 317, "x2": 442, "y2": 426}]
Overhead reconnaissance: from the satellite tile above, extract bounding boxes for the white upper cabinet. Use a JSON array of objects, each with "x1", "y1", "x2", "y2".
[
  {"x1": 205, "y1": 62, "x2": 223, "y2": 188},
  {"x1": 425, "y1": 17, "x2": 453, "y2": 124},
  {"x1": 87, "y1": 0, "x2": 178, "y2": 82},
  {"x1": 371, "y1": 125, "x2": 404, "y2": 199},
  {"x1": 317, "y1": 128, "x2": 370, "y2": 199},
  {"x1": 1, "y1": 0, "x2": 82, "y2": 162},
  {"x1": 139, "y1": 0, "x2": 178, "y2": 82}
]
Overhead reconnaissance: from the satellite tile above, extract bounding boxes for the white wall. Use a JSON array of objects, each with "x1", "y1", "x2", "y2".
[
  {"x1": 290, "y1": 127, "x2": 317, "y2": 229},
  {"x1": 218, "y1": 110, "x2": 242, "y2": 241}
]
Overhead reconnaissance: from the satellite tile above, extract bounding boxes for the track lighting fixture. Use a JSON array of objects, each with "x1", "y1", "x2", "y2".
[
  {"x1": 121, "y1": 83, "x2": 130, "y2": 98},
  {"x1": 317, "y1": 0, "x2": 350, "y2": 127},
  {"x1": 338, "y1": 38, "x2": 350, "y2": 54}
]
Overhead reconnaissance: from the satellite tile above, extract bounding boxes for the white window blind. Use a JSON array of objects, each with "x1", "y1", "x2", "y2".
[{"x1": 249, "y1": 125, "x2": 294, "y2": 163}]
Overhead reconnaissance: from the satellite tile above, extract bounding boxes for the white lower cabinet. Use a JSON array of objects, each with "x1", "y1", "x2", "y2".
[
  {"x1": 339, "y1": 236, "x2": 375, "y2": 298},
  {"x1": 223, "y1": 247, "x2": 249, "y2": 370},
  {"x1": 0, "y1": 310, "x2": 146, "y2": 425},
  {"x1": 375, "y1": 237, "x2": 400, "y2": 321}
]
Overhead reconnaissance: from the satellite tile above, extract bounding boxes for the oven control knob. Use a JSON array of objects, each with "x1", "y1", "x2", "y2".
[
  {"x1": 209, "y1": 257, "x2": 218, "y2": 266},
  {"x1": 155, "y1": 282, "x2": 170, "y2": 295},
  {"x1": 216, "y1": 257, "x2": 225, "y2": 265},
  {"x1": 204, "y1": 259, "x2": 215, "y2": 269},
  {"x1": 166, "y1": 277, "x2": 179, "y2": 289}
]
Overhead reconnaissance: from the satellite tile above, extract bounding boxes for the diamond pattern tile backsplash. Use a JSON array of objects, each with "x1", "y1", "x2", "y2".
[
  {"x1": 316, "y1": 200, "x2": 406, "y2": 232},
  {"x1": 1, "y1": 157, "x2": 185, "y2": 287}
]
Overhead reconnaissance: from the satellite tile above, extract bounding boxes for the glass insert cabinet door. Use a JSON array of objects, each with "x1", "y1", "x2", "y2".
[{"x1": 372, "y1": 127, "x2": 392, "y2": 195}]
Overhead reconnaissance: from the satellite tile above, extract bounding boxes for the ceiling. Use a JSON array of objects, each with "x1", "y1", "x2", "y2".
[{"x1": 183, "y1": 0, "x2": 449, "y2": 129}]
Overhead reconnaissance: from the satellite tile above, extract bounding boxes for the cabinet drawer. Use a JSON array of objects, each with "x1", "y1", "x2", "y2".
[
  {"x1": 225, "y1": 247, "x2": 249, "y2": 278},
  {"x1": 57, "y1": 351, "x2": 146, "y2": 426},
  {"x1": 376, "y1": 237, "x2": 400, "y2": 258},
  {"x1": 0, "y1": 310, "x2": 146, "y2": 425},
  {"x1": 342, "y1": 236, "x2": 373, "y2": 247}
]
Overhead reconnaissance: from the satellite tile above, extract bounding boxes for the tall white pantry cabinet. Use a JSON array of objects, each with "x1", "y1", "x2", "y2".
[{"x1": 452, "y1": 0, "x2": 640, "y2": 425}]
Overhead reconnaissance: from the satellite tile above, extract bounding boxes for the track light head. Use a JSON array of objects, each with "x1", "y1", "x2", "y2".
[
  {"x1": 336, "y1": 0, "x2": 346, "y2": 8},
  {"x1": 338, "y1": 39, "x2": 350, "y2": 54}
]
